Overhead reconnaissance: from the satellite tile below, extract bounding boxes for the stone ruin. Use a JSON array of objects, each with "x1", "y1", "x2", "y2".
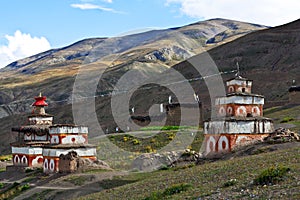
[
  {"x1": 58, "y1": 151, "x2": 110, "y2": 173},
  {"x1": 59, "y1": 151, "x2": 79, "y2": 173}
]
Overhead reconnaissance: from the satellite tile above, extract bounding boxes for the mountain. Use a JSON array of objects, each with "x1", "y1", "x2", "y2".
[
  {"x1": 0, "y1": 18, "x2": 272, "y2": 154},
  {"x1": 172, "y1": 18, "x2": 300, "y2": 108},
  {"x1": 0, "y1": 18, "x2": 266, "y2": 117}
]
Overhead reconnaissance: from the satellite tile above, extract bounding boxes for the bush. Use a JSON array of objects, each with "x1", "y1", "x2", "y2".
[
  {"x1": 254, "y1": 165, "x2": 290, "y2": 185},
  {"x1": 132, "y1": 139, "x2": 140, "y2": 145},
  {"x1": 123, "y1": 136, "x2": 128, "y2": 142},
  {"x1": 163, "y1": 183, "x2": 192, "y2": 196},
  {"x1": 25, "y1": 168, "x2": 34, "y2": 173},
  {"x1": 144, "y1": 145, "x2": 153, "y2": 153},
  {"x1": 19, "y1": 183, "x2": 30, "y2": 191},
  {"x1": 144, "y1": 183, "x2": 192, "y2": 200},
  {"x1": 166, "y1": 132, "x2": 175, "y2": 140},
  {"x1": 223, "y1": 179, "x2": 237, "y2": 187},
  {"x1": 144, "y1": 191, "x2": 162, "y2": 200},
  {"x1": 150, "y1": 138, "x2": 156, "y2": 143},
  {"x1": 280, "y1": 117, "x2": 294, "y2": 123},
  {"x1": 0, "y1": 155, "x2": 12, "y2": 161},
  {"x1": 159, "y1": 165, "x2": 170, "y2": 171}
]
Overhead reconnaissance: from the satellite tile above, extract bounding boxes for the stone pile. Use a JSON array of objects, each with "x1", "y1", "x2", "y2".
[
  {"x1": 131, "y1": 149, "x2": 202, "y2": 172},
  {"x1": 131, "y1": 151, "x2": 179, "y2": 172},
  {"x1": 179, "y1": 149, "x2": 201, "y2": 162},
  {"x1": 264, "y1": 128, "x2": 300, "y2": 142}
]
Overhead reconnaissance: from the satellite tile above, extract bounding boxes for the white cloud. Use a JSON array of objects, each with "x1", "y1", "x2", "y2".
[
  {"x1": 102, "y1": 0, "x2": 113, "y2": 3},
  {"x1": 0, "y1": 30, "x2": 51, "y2": 68},
  {"x1": 165, "y1": 0, "x2": 300, "y2": 26},
  {"x1": 71, "y1": 3, "x2": 123, "y2": 13}
]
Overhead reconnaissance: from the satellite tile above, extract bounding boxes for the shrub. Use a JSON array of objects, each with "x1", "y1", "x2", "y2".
[
  {"x1": 0, "y1": 182, "x2": 4, "y2": 188},
  {"x1": 132, "y1": 139, "x2": 140, "y2": 145},
  {"x1": 159, "y1": 165, "x2": 170, "y2": 171},
  {"x1": 144, "y1": 191, "x2": 162, "y2": 200},
  {"x1": 0, "y1": 155, "x2": 12, "y2": 161},
  {"x1": 145, "y1": 145, "x2": 153, "y2": 153},
  {"x1": 223, "y1": 179, "x2": 237, "y2": 187},
  {"x1": 19, "y1": 183, "x2": 30, "y2": 191},
  {"x1": 13, "y1": 182, "x2": 20, "y2": 187},
  {"x1": 144, "y1": 183, "x2": 192, "y2": 200},
  {"x1": 280, "y1": 117, "x2": 294, "y2": 123},
  {"x1": 150, "y1": 138, "x2": 156, "y2": 143},
  {"x1": 163, "y1": 183, "x2": 192, "y2": 196},
  {"x1": 25, "y1": 168, "x2": 34, "y2": 173},
  {"x1": 253, "y1": 165, "x2": 290, "y2": 185},
  {"x1": 166, "y1": 132, "x2": 175, "y2": 140},
  {"x1": 123, "y1": 136, "x2": 128, "y2": 142}
]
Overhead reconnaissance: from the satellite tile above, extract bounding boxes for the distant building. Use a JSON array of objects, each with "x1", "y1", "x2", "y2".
[
  {"x1": 130, "y1": 101, "x2": 202, "y2": 128},
  {"x1": 11, "y1": 94, "x2": 96, "y2": 173},
  {"x1": 203, "y1": 75, "x2": 274, "y2": 155},
  {"x1": 289, "y1": 85, "x2": 300, "y2": 105}
]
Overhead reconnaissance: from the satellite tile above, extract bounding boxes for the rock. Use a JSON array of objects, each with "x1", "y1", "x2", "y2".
[
  {"x1": 131, "y1": 150, "x2": 203, "y2": 172},
  {"x1": 264, "y1": 128, "x2": 300, "y2": 142},
  {"x1": 131, "y1": 151, "x2": 180, "y2": 172},
  {"x1": 78, "y1": 158, "x2": 111, "y2": 171}
]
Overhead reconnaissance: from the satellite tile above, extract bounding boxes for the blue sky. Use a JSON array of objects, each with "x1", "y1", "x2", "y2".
[{"x1": 0, "y1": 0, "x2": 299, "y2": 68}]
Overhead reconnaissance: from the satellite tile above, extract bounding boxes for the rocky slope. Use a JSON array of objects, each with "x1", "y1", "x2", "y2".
[{"x1": 0, "y1": 18, "x2": 266, "y2": 118}]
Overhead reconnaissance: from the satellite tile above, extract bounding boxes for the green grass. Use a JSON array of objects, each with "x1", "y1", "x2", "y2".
[
  {"x1": 0, "y1": 154, "x2": 12, "y2": 161},
  {"x1": 280, "y1": 116, "x2": 294, "y2": 123},
  {"x1": 0, "y1": 182, "x2": 30, "y2": 199},
  {"x1": 64, "y1": 175, "x2": 87, "y2": 186},
  {"x1": 253, "y1": 165, "x2": 291, "y2": 185},
  {"x1": 94, "y1": 129, "x2": 204, "y2": 170},
  {"x1": 23, "y1": 189, "x2": 54, "y2": 200},
  {"x1": 107, "y1": 130, "x2": 203, "y2": 154},
  {"x1": 78, "y1": 145, "x2": 300, "y2": 200},
  {"x1": 144, "y1": 183, "x2": 193, "y2": 200},
  {"x1": 265, "y1": 105, "x2": 300, "y2": 132}
]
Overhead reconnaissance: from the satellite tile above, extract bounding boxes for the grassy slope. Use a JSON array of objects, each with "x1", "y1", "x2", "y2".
[
  {"x1": 78, "y1": 145, "x2": 300, "y2": 200},
  {"x1": 92, "y1": 129, "x2": 203, "y2": 170},
  {"x1": 264, "y1": 104, "x2": 300, "y2": 132},
  {"x1": 77, "y1": 105, "x2": 300, "y2": 199},
  {"x1": 1, "y1": 105, "x2": 299, "y2": 199}
]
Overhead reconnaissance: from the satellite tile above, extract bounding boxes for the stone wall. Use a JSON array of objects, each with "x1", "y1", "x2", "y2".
[
  {"x1": 289, "y1": 91, "x2": 300, "y2": 104},
  {"x1": 58, "y1": 151, "x2": 78, "y2": 173}
]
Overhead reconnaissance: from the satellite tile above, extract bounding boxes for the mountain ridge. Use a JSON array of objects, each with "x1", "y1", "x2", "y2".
[{"x1": 0, "y1": 18, "x2": 267, "y2": 110}]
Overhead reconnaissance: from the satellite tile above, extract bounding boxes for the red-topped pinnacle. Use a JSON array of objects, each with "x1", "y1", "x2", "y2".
[{"x1": 32, "y1": 93, "x2": 48, "y2": 107}]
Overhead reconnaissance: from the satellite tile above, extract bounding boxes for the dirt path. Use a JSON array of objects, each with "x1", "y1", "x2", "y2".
[{"x1": 13, "y1": 170, "x2": 128, "y2": 200}]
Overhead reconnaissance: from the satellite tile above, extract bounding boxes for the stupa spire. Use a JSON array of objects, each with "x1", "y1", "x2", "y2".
[{"x1": 32, "y1": 93, "x2": 48, "y2": 115}]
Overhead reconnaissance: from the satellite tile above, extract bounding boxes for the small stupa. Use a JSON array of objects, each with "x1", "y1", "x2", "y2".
[
  {"x1": 11, "y1": 94, "x2": 97, "y2": 173},
  {"x1": 203, "y1": 70, "x2": 274, "y2": 155},
  {"x1": 11, "y1": 93, "x2": 52, "y2": 167}
]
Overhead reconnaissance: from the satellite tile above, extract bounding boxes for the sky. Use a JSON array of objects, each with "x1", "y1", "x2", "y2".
[{"x1": 0, "y1": 0, "x2": 299, "y2": 68}]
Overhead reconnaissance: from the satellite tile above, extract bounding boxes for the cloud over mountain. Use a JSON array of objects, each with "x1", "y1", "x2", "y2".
[
  {"x1": 165, "y1": 0, "x2": 300, "y2": 26},
  {"x1": 0, "y1": 30, "x2": 51, "y2": 68}
]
